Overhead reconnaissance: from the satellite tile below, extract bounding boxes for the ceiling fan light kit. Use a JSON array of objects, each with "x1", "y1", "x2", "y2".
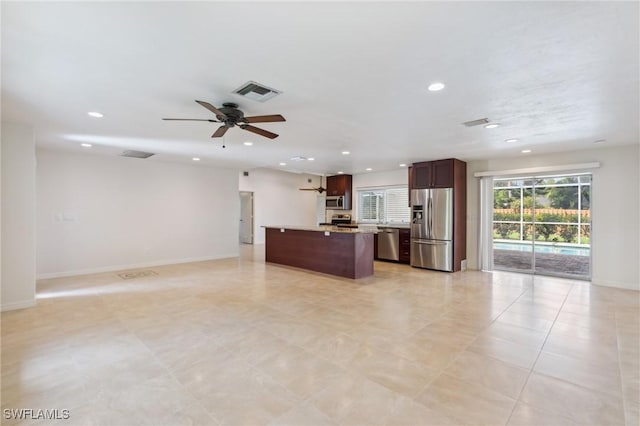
[{"x1": 163, "y1": 100, "x2": 285, "y2": 142}]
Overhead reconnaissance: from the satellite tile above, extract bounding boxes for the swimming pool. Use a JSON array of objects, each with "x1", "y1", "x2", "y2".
[{"x1": 493, "y1": 241, "x2": 590, "y2": 256}]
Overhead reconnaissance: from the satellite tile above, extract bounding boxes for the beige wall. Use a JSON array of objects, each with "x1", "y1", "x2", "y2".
[
  {"x1": 466, "y1": 144, "x2": 640, "y2": 290},
  {"x1": 239, "y1": 168, "x2": 321, "y2": 244},
  {"x1": 1, "y1": 123, "x2": 37, "y2": 311},
  {"x1": 36, "y1": 149, "x2": 240, "y2": 278}
]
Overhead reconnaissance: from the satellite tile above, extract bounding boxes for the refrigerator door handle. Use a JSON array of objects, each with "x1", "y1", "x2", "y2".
[
  {"x1": 428, "y1": 196, "x2": 433, "y2": 238},
  {"x1": 413, "y1": 240, "x2": 448, "y2": 245}
]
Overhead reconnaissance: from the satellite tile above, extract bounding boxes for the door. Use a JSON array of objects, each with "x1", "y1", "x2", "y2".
[
  {"x1": 429, "y1": 188, "x2": 453, "y2": 240},
  {"x1": 411, "y1": 240, "x2": 453, "y2": 271},
  {"x1": 532, "y1": 175, "x2": 591, "y2": 278},
  {"x1": 326, "y1": 175, "x2": 348, "y2": 196},
  {"x1": 431, "y1": 159, "x2": 454, "y2": 188},
  {"x1": 492, "y1": 178, "x2": 534, "y2": 272},
  {"x1": 492, "y1": 174, "x2": 591, "y2": 279},
  {"x1": 377, "y1": 228, "x2": 399, "y2": 261},
  {"x1": 239, "y1": 191, "x2": 254, "y2": 244},
  {"x1": 410, "y1": 189, "x2": 428, "y2": 239},
  {"x1": 412, "y1": 163, "x2": 431, "y2": 189}
]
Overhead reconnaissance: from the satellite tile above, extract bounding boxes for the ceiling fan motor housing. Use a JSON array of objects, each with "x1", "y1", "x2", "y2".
[{"x1": 219, "y1": 103, "x2": 244, "y2": 127}]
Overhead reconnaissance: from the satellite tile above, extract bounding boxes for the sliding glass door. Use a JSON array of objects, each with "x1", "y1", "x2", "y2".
[{"x1": 492, "y1": 174, "x2": 591, "y2": 279}]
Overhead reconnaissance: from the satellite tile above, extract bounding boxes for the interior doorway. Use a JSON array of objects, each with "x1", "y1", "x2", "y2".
[
  {"x1": 239, "y1": 191, "x2": 254, "y2": 244},
  {"x1": 492, "y1": 173, "x2": 591, "y2": 279}
]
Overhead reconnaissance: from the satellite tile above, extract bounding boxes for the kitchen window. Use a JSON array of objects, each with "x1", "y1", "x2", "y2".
[{"x1": 357, "y1": 186, "x2": 410, "y2": 224}]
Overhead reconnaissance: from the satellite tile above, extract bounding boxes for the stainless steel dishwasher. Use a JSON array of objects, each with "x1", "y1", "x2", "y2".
[{"x1": 377, "y1": 227, "x2": 400, "y2": 261}]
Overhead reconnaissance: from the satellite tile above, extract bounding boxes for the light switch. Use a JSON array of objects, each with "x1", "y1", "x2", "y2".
[{"x1": 324, "y1": 231, "x2": 330, "y2": 236}]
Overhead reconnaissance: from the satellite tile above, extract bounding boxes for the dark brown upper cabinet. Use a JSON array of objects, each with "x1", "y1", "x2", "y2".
[
  {"x1": 326, "y1": 174, "x2": 353, "y2": 209},
  {"x1": 411, "y1": 159, "x2": 455, "y2": 189}
]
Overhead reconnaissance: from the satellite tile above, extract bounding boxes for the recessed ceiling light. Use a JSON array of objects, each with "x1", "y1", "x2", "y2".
[
  {"x1": 428, "y1": 82, "x2": 445, "y2": 92},
  {"x1": 365, "y1": 168, "x2": 373, "y2": 171},
  {"x1": 81, "y1": 143, "x2": 92, "y2": 148},
  {"x1": 279, "y1": 162, "x2": 287, "y2": 166},
  {"x1": 594, "y1": 139, "x2": 606, "y2": 144},
  {"x1": 399, "y1": 163, "x2": 407, "y2": 167},
  {"x1": 341, "y1": 151, "x2": 350, "y2": 155},
  {"x1": 308, "y1": 157, "x2": 315, "y2": 161},
  {"x1": 87, "y1": 111, "x2": 103, "y2": 118},
  {"x1": 521, "y1": 149, "x2": 531, "y2": 153},
  {"x1": 337, "y1": 171, "x2": 344, "y2": 174},
  {"x1": 484, "y1": 123, "x2": 500, "y2": 129},
  {"x1": 505, "y1": 138, "x2": 519, "y2": 143},
  {"x1": 192, "y1": 157, "x2": 200, "y2": 161},
  {"x1": 243, "y1": 141, "x2": 253, "y2": 146}
]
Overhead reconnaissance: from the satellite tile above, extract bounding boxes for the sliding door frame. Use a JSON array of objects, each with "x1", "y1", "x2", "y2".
[{"x1": 491, "y1": 173, "x2": 592, "y2": 281}]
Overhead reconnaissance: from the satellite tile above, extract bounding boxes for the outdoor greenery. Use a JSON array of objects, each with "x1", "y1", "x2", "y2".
[
  {"x1": 493, "y1": 177, "x2": 591, "y2": 244},
  {"x1": 493, "y1": 177, "x2": 590, "y2": 210},
  {"x1": 492, "y1": 224, "x2": 590, "y2": 244},
  {"x1": 493, "y1": 212, "x2": 588, "y2": 223}
]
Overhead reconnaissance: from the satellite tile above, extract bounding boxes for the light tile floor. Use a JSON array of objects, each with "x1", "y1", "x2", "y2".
[{"x1": 2, "y1": 245, "x2": 639, "y2": 425}]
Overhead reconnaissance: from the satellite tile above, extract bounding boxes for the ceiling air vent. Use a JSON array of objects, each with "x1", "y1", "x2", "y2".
[
  {"x1": 233, "y1": 81, "x2": 281, "y2": 102},
  {"x1": 462, "y1": 118, "x2": 490, "y2": 127},
  {"x1": 121, "y1": 150, "x2": 155, "y2": 159}
]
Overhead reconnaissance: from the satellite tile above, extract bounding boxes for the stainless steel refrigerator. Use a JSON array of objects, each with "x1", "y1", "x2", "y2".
[{"x1": 410, "y1": 188, "x2": 453, "y2": 271}]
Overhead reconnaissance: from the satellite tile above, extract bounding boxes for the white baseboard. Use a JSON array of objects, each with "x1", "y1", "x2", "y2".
[
  {"x1": 591, "y1": 278, "x2": 639, "y2": 291},
  {"x1": 1, "y1": 299, "x2": 36, "y2": 312},
  {"x1": 36, "y1": 253, "x2": 239, "y2": 280}
]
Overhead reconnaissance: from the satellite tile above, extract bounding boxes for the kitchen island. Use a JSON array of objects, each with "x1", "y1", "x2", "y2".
[{"x1": 264, "y1": 226, "x2": 377, "y2": 279}]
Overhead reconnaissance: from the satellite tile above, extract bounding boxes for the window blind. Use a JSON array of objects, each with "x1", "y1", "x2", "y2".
[{"x1": 357, "y1": 186, "x2": 410, "y2": 224}]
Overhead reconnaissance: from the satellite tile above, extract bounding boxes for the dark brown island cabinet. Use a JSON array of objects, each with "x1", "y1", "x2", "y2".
[
  {"x1": 409, "y1": 158, "x2": 467, "y2": 272},
  {"x1": 264, "y1": 226, "x2": 374, "y2": 279},
  {"x1": 326, "y1": 174, "x2": 353, "y2": 210}
]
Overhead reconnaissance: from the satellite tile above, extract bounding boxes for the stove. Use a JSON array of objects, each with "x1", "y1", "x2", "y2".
[{"x1": 331, "y1": 214, "x2": 352, "y2": 225}]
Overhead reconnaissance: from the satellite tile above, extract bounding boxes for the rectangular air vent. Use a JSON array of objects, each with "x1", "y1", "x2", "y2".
[
  {"x1": 462, "y1": 118, "x2": 490, "y2": 127},
  {"x1": 233, "y1": 81, "x2": 281, "y2": 102},
  {"x1": 121, "y1": 150, "x2": 155, "y2": 159}
]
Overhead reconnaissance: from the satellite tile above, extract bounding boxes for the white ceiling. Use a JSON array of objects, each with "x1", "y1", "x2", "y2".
[{"x1": 2, "y1": 2, "x2": 638, "y2": 175}]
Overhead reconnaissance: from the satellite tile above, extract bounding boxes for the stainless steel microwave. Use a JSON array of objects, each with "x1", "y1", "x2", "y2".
[{"x1": 326, "y1": 196, "x2": 346, "y2": 209}]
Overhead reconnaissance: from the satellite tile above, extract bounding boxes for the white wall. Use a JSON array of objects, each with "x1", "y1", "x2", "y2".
[
  {"x1": 2, "y1": 123, "x2": 36, "y2": 311},
  {"x1": 353, "y1": 169, "x2": 407, "y2": 189},
  {"x1": 466, "y1": 144, "x2": 640, "y2": 290},
  {"x1": 37, "y1": 149, "x2": 239, "y2": 278},
  {"x1": 239, "y1": 168, "x2": 320, "y2": 244}
]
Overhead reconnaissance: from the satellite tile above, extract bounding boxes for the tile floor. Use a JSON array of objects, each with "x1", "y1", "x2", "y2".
[{"x1": 2, "y1": 245, "x2": 639, "y2": 425}]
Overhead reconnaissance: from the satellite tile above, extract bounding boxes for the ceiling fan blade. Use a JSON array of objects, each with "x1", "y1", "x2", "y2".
[
  {"x1": 162, "y1": 118, "x2": 220, "y2": 122},
  {"x1": 240, "y1": 124, "x2": 278, "y2": 139},
  {"x1": 195, "y1": 100, "x2": 227, "y2": 119},
  {"x1": 243, "y1": 114, "x2": 286, "y2": 123},
  {"x1": 299, "y1": 187, "x2": 326, "y2": 193},
  {"x1": 212, "y1": 126, "x2": 229, "y2": 138}
]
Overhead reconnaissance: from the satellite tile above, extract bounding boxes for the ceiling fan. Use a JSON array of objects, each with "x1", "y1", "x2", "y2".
[
  {"x1": 163, "y1": 100, "x2": 285, "y2": 139},
  {"x1": 299, "y1": 177, "x2": 326, "y2": 194}
]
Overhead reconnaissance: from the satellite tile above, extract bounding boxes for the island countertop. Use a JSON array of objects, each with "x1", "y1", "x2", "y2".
[
  {"x1": 262, "y1": 225, "x2": 379, "y2": 234},
  {"x1": 264, "y1": 226, "x2": 375, "y2": 278}
]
